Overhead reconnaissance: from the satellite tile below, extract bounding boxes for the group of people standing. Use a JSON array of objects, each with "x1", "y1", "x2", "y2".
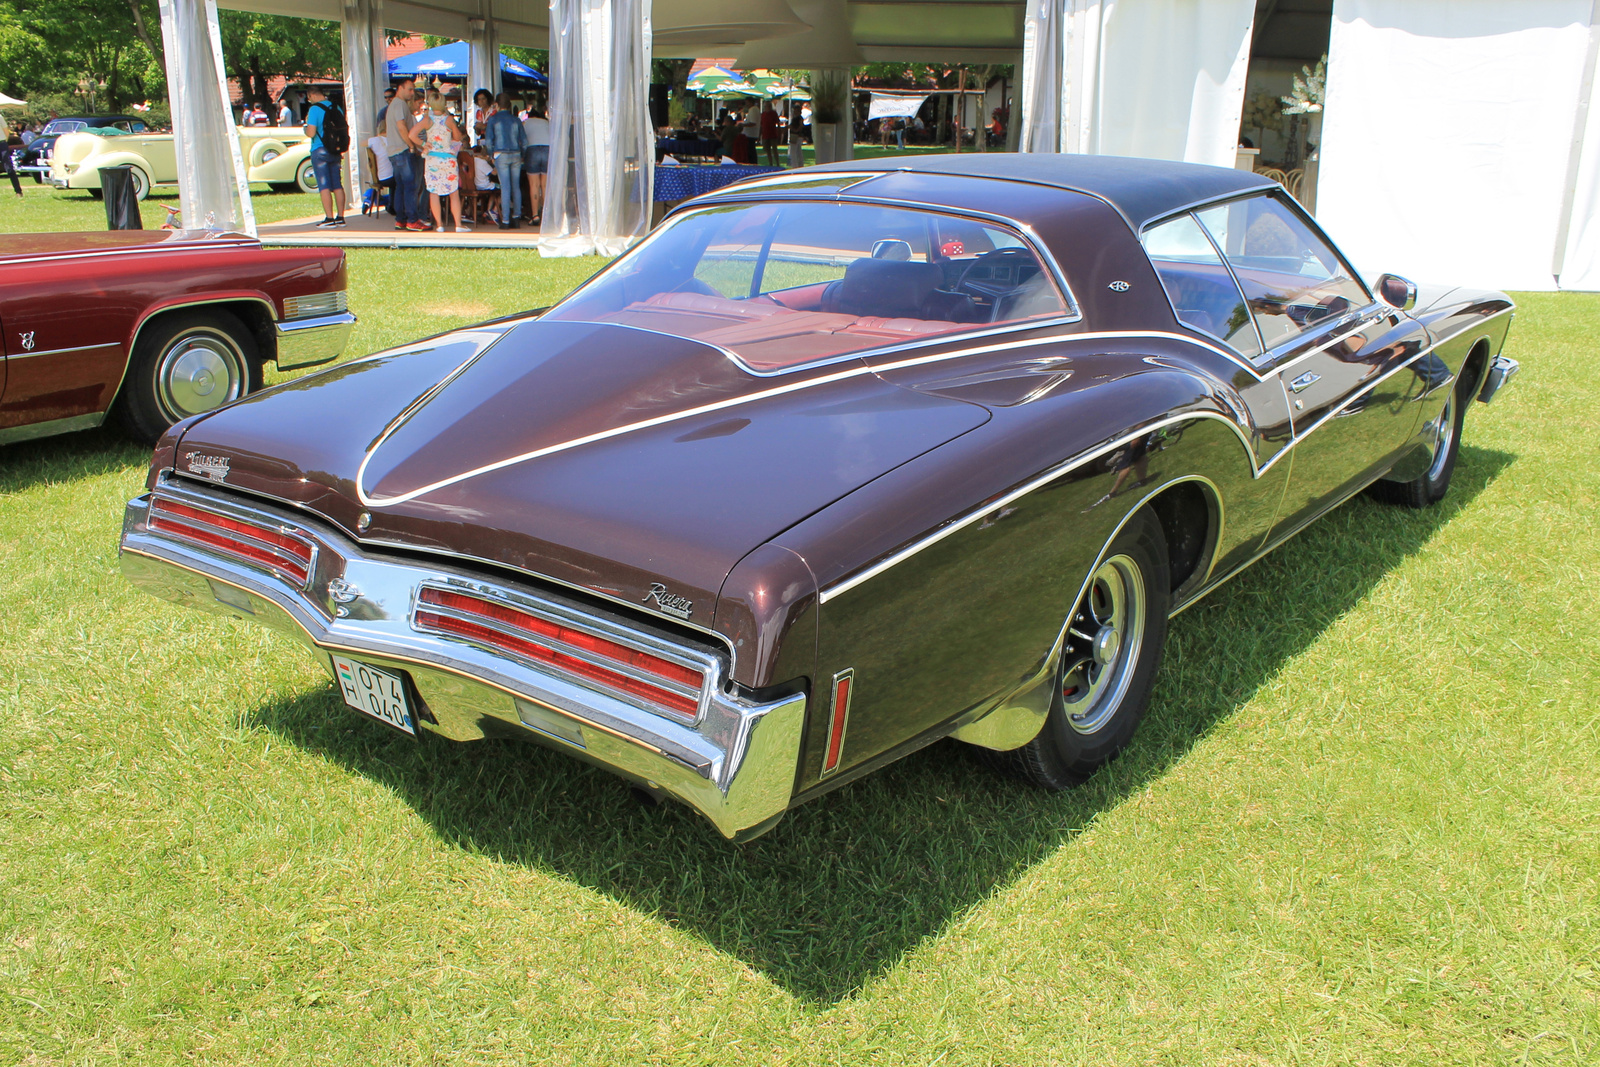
[{"x1": 381, "y1": 78, "x2": 550, "y2": 233}]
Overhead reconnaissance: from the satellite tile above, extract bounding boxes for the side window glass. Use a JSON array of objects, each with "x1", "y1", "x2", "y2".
[
  {"x1": 1141, "y1": 213, "x2": 1262, "y2": 359},
  {"x1": 1196, "y1": 196, "x2": 1371, "y2": 353}
]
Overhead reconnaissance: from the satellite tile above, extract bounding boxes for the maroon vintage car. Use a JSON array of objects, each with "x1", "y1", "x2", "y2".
[
  {"x1": 119, "y1": 156, "x2": 1517, "y2": 839},
  {"x1": 0, "y1": 229, "x2": 352, "y2": 446}
]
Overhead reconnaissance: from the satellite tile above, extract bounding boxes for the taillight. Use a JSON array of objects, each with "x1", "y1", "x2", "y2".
[
  {"x1": 821, "y1": 668, "x2": 854, "y2": 777},
  {"x1": 149, "y1": 498, "x2": 315, "y2": 586},
  {"x1": 414, "y1": 587, "x2": 704, "y2": 720}
]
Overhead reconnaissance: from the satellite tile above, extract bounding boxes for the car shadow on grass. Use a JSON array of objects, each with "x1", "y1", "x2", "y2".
[
  {"x1": 248, "y1": 445, "x2": 1514, "y2": 1005},
  {"x1": 0, "y1": 426, "x2": 148, "y2": 494}
]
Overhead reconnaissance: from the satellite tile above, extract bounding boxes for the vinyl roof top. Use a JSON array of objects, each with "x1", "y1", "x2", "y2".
[{"x1": 786, "y1": 154, "x2": 1279, "y2": 228}]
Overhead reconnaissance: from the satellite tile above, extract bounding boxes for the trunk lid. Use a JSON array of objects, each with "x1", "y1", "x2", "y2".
[{"x1": 171, "y1": 320, "x2": 989, "y2": 625}]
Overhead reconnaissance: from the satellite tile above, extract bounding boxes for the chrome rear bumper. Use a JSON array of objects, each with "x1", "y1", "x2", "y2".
[
  {"x1": 118, "y1": 480, "x2": 805, "y2": 840},
  {"x1": 274, "y1": 311, "x2": 355, "y2": 371}
]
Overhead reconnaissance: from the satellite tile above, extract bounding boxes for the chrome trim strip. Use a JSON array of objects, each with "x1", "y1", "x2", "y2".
[
  {"x1": 0, "y1": 411, "x2": 106, "y2": 445},
  {"x1": 0, "y1": 237, "x2": 259, "y2": 270},
  {"x1": 817, "y1": 309, "x2": 1515, "y2": 605},
  {"x1": 2, "y1": 340, "x2": 121, "y2": 362},
  {"x1": 1255, "y1": 307, "x2": 1514, "y2": 476},
  {"x1": 566, "y1": 313, "x2": 1083, "y2": 380},
  {"x1": 818, "y1": 417, "x2": 1252, "y2": 604},
  {"x1": 1266, "y1": 316, "x2": 1379, "y2": 375}
]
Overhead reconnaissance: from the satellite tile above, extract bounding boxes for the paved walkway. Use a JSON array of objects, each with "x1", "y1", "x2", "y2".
[{"x1": 258, "y1": 211, "x2": 545, "y2": 249}]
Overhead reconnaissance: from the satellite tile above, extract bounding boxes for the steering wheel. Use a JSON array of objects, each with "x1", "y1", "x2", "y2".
[{"x1": 952, "y1": 247, "x2": 1041, "y2": 321}]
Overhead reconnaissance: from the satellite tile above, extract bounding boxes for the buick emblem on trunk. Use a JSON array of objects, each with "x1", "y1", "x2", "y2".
[
  {"x1": 326, "y1": 577, "x2": 361, "y2": 617},
  {"x1": 643, "y1": 582, "x2": 693, "y2": 619},
  {"x1": 184, "y1": 452, "x2": 231, "y2": 482}
]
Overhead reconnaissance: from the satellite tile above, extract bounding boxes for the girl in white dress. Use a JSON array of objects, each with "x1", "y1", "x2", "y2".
[{"x1": 415, "y1": 91, "x2": 469, "y2": 232}]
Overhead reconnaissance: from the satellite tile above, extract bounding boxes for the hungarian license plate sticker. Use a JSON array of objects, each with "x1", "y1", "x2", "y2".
[{"x1": 331, "y1": 655, "x2": 416, "y2": 736}]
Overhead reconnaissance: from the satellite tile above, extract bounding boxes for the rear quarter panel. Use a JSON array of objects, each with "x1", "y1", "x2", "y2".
[{"x1": 768, "y1": 345, "x2": 1272, "y2": 796}]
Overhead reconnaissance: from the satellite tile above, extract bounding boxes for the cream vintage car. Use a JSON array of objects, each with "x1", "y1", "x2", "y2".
[{"x1": 49, "y1": 126, "x2": 322, "y2": 199}]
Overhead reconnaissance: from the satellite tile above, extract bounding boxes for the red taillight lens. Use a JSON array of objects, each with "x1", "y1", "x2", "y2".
[
  {"x1": 149, "y1": 498, "x2": 313, "y2": 586},
  {"x1": 821, "y1": 669, "x2": 854, "y2": 776},
  {"x1": 414, "y1": 587, "x2": 704, "y2": 719}
]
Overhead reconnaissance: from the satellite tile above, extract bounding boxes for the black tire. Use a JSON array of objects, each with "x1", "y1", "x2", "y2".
[
  {"x1": 88, "y1": 188, "x2": 103, "y2": 199},
  {"x1": 113, "y1": 310, "x2": 261, "y2": 445},
  {"x1": 995, "y1": 508, "x2": 1172, "y2": 789},
  {"x1": 1367, "y1": 372, "x2": 1468, "y2": 508},
  {"x1": 268, "y1": 182, "x2": 297, "y2": 194}
]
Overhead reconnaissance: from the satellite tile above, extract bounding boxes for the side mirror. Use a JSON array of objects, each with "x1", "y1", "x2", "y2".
[{"x1": 1376, "y1": 273, "x2": 1417, "y2": 311}]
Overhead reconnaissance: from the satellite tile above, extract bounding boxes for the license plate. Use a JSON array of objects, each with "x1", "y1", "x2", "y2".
[{"x1": 331, "y1": 655, "x2": 416, "y2": 736}]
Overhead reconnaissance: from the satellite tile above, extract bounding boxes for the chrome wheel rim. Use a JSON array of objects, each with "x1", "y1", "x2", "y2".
[
  {"x1": 155, "y1": 328, "x2": 245, "y2": 420},
  {"x1": 1426, "y1": 391, "x2": 1457, "y2": 481},
  {"x1": 1060, "y1": 553, "x2": 1146, "y2": 735}
]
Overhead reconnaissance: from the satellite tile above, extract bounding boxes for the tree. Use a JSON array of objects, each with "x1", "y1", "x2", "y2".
[
  {"x1": 218, "y1": 12, "x2": 342, "y2": 109},
  {"x1": 3, "y1": 0, "x2": 163, "y2": 110}
]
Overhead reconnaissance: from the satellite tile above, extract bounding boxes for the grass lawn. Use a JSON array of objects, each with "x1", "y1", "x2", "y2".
[{"x1": 1, "y1": 186, "x2": 1596, "y2": 1064}]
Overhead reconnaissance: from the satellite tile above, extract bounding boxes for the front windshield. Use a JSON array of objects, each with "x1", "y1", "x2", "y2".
[{"x1": 546, "y1": 201, "x2": 1072, "y2": 371}]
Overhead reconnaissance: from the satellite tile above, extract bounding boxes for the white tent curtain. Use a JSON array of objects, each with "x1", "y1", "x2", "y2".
[
  {"x1": 159, "y1": 0, "x2": 256, "y2": 233},
  {"x1": 1019, "y1": 0, "x2": 1253, "y2": 166},
  {"x1": 467, "y1": 7, "x2": 502, "y2": 105},
  {"x1": 1556, "y1": 3, "x2": 1600, "y2": 289},
  {"x1": 1018, "y1": 0, "x2": 1064, "y2": 152},
  {"x1": 1318, "y1": 0, "x2": 1597, "y2": 292},
  {"x1": 341, "y1": 0, "x2": 386, "y2": 192},
  {"x1": 540, "y1": 0, "x2": 652, "y2": 257}
]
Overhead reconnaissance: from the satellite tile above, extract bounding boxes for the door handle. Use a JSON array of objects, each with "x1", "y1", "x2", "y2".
[{"x1": 1289, "y1": 371, "x2": 1321, "y2": 393}]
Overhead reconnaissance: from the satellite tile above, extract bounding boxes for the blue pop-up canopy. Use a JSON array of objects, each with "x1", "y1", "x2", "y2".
[{"x1": 387, "y1": 42, "x2": 546, "y2": 85}]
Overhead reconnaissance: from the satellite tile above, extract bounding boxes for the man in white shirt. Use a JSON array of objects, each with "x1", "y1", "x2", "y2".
[{"x1": 278, "y1": 92, "x2": 296, "y2": 126}]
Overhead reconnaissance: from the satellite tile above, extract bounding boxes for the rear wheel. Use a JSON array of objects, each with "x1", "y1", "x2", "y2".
[
  {"x1": 128, "y1": 167, "x2": 150, "y2": 201},
  {"x1": 1367, "y1": 373, "x2": 1467, "y2": 508},
  {"x1": 995, "y1": 509, "x2": 1171, "y2": 788},
  {"x1": 295, "y1": 158, "x2": 316, "y2": 193},
  {"x1": 114, "y1": 310, "x2": 260, "y2": 444}
]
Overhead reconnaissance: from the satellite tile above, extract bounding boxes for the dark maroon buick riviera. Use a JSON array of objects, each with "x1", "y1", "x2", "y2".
[{"x1": 119, "y1": 156, "x2": 1518, "y2": 839}]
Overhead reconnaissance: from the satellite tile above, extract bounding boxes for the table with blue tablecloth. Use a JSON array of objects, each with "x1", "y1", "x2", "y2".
[
  {"x1": 656, "y1": 136, "x2": 723, "y2": 160},
  {"x1": 654, "y1": 164, "x2": 782, "y2": 203}
]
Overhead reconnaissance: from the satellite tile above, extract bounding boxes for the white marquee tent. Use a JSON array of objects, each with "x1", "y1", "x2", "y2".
[{"x1": 157, "y1": 0, "x2": 1600, "y2": 287}]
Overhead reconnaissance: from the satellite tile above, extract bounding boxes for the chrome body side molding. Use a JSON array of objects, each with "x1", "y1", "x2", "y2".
[{"x1": 0, "y1": 411, "x2": 106, "y2": 445}]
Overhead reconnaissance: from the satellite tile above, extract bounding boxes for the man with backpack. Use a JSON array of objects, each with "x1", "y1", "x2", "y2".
[{"x1": 303, "y1": 85, "x2": 349, "y2": 227}]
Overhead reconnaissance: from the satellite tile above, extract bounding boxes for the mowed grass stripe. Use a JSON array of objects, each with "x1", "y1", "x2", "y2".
[{"x1": 1, "y1": 188, "x2": 1594, "y2": 1064}]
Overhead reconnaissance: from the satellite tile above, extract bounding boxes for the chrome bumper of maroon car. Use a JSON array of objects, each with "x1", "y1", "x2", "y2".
[
  {"x1": 118, "y1": 476, "x2": 806, "y2": 840},
  {"x1": 274, "y1": 311, "x2": 356, "y2": 371}
]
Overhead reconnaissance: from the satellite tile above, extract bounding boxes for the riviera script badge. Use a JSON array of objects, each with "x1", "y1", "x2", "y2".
[
  {"x1": 185, "y1": 452, "x2": 231, "y2": 482},
  {"x1": 642, "y1": 582, "x2": 693, "y2": 619}
]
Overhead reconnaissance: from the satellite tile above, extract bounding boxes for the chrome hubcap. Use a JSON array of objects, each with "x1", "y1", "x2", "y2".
[
  {"x1": 156, "y1": 330, "x2": 244, "y2": 419},
  {"x1": 1060, "y1": 553, "x2": 1146, "y2": 735},
  {"x1": 1426, "y1": 391, "x2": 1456, "y2": 480}
]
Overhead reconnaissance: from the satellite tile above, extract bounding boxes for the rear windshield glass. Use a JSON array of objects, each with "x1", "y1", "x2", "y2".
[{"x1": 545, "y1": 201, "x2": 1072, "y2": 371}]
